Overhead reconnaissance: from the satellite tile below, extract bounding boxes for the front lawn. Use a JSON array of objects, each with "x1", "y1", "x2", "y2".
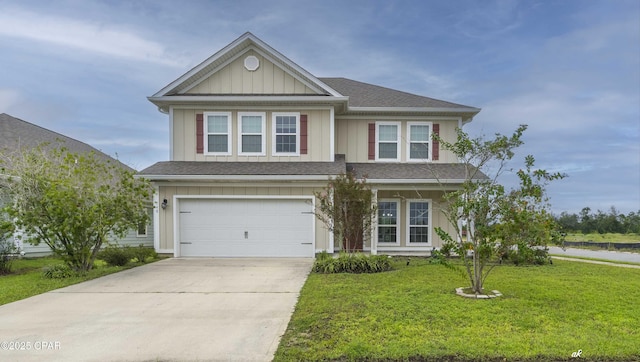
[
  {"x1": 275, "y1": 258, "x2": 640, "y2": 361},
  {"x1": 0, "y1": 257, "x2": 156, "y2": 306}
]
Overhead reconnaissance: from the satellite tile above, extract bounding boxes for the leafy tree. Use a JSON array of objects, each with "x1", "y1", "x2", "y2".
[
  {"x1": 314, "y1": 173, "x2": 377, "y2": 252},
  {"x1": 0, "y1": 145, "x2": 152, "y2": 272},
  {"x1": 433, "y1": 125, "x2": 565, "y2": 294}
]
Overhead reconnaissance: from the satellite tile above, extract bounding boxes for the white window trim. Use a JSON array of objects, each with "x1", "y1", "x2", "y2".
[
  {"x1": 272, "y1": 112, "x2": 300, "y2": 156},
  {"x1": 406, "y1": 121, "x2": 432, "y2": 162},
  {"x1": 137, "y1": 223, "x2": 148, "y2": 237},
  {"x1": 238, "y1": 112, "x2": 266, "y2": 156},
  {"x1": 406, "y1": 199, "x2": 432, "y2": 245},
  {"x1": 204, "y1": 112, "x2": 232, "y2": 155},
  {"x1": 377, "y1": 198, "x2": 400, "y2": 245},
  {"x1": 375, "y1": 121, "x2": 401, "y2": 162}
]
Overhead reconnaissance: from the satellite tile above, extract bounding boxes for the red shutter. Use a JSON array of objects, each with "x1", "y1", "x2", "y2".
[
  {"x1": 300, "y1": 114, "x2": 308, "y2": 155},
  {"x1": 368, "y1": 123, "x2": 375, "y2": 160},
  {"x1": 196, "y1": 113, "x2": 204, "y2": 154},
  {"x1": 432, "y1": 123, "x2": 440, "y2": 161}
]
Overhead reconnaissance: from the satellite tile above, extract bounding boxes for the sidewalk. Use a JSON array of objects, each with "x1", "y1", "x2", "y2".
[{"x1": 548, "y1": 246, "x2": 640, "y2": 268}]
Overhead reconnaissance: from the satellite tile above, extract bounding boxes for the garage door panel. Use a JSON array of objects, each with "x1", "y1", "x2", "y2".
[{"x1": 178, "y1": 198, "x2": 313, "y2": 257}]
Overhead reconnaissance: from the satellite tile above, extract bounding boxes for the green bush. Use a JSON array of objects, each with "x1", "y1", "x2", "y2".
[
  {"x1": 0, "y1": 239, "x2": 18, "y2": 275},
  {"x1": 313, "y1": 253, "x2": 392, "y2": 274},
  {"x1": 97, "y1": 246, "x2": 131, "y2": 267},
  {"x1": 503, "y1": 244, "x2": 551, "y2": 265},
  {"x1": 42, "y1": 264, "x2": 74, "y2": 279},
  {"x1": 130, "y1": 244, "x2": 158, "y2": 263}
]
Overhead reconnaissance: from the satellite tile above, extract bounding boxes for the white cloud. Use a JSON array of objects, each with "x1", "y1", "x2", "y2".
[{"x1": 0, "y1": 8, "x2": 186, "y2": 67}]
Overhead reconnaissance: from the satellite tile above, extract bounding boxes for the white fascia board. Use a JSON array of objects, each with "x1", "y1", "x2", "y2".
[
  {"x1": 366, "y1": 178, "x2": 464, "y2": 184},
  {"x1": 148, "y1": 95, "x2": 349, "y2": 104},
  {"x1": 348, "y1": 106, "x2": 482, "y2": 114},
  {"x1": 139, "y1": 174, "x2": 337, "y2": 181}
]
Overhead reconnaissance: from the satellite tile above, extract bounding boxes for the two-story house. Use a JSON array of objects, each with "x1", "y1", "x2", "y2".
[{"x1": 139, "y1": 32, "x2": 481, "y2": 258}]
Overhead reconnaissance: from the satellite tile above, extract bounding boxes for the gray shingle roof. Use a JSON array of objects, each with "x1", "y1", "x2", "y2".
[
  {"x1": 319, "y1": 77, "x2": 478, "y2": 110},
  {"x1": 139, "y1": 155, "x2": 347, "y2": 177},
  {"x1": 0, "y1": 113, "x2": 133, "y2": 171},
  {"x1": 138, "y1": 154, "x2": 486, "y2": 183},
  {"x1": 346, "y1": 162, "x2": 488, "y2": 181}
]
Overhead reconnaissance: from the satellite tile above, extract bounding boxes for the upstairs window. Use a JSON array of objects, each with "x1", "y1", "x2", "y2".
[
  {"x1": 238, "y1": 112, "x2": 266, "y2": 155},
  {"x1": 273, "y1": 113, "x2": 300, "y2": 155},
  {"x1": 408, "y1": 122, "x2": 431, "y2": 161},
  {"x1": 376, "y1": 122, "x2": 400, "y2": 161},
  {"x1": 205, "y1": 112, "x2": 231, "y2": 155}
]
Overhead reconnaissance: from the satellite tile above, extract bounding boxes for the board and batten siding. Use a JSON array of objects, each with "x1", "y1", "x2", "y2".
[
  {"x1": 156, "y1": 185, "x2": 331, "y2": 252},
  {"x1": 186, "y1": 50, "x2": 317, "y2": 95},
  {"x1": 335, "y1": 118, "x2": 460, "y2": 163},
  {"x1": 375, "y1": 190, "x2": 451, "y2": 248},
  {"x1": 171, "y1": 108, "x2": 332, "y2": 162}
]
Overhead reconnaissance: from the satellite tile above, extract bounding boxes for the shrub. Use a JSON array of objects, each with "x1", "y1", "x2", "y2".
[
  {"x1": 42, "y1": 264, "x2": 74, "y2": 279},
  {"x1": 313, "y1": 253, "x2": 392, "y2": 274},
  {"x1": 97, "y1": 246, "x2": 131, "y2": 267},
  {"x1": 130, "y1": 244, "x2": 157, "y2": 263},
  {"x1": 503, "y1": 244, "x2": 552, "y2": 265},
  {"x1": 0, "y1": 239, "x2": 18, "y2": 275}
]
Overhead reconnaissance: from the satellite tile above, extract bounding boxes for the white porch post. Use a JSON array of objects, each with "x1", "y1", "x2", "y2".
[{"x1": 371, "y1": 188, "x2": 378, "y2": 255}]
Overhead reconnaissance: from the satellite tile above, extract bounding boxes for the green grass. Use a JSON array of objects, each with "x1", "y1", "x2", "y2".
[
  {"x1": 275, "y1": 258, "x2": 640, "y2": 361},
  {"x1": 0, "y1": 257, "x2": 156, "y2": 306},
  {"x1": 564, "y1": 232, "x2": 640, "y2": 243}
]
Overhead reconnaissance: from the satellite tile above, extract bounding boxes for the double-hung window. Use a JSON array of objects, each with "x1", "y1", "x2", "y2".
[
  {"x1": 205, "y1": 112, "x2": 231, "y2": 155},
  {"x1": 238, "y1": 112, "x2": 266, "y2": 155},
  {"x1": 407, "y1": 122, "x2": 431, "y2": 161},
  {"x1": 407, "y1": 200, "x2": 431, "y2": 244},
  {"x1": 378, "y1": 200, "x2": 399, "y2": 244},
  {"x1": 272, "y1": 113, "x2": 300, "y2": 155},
  {"x1": 376, "y1": 122, "x2": 400, "y2": 161}
]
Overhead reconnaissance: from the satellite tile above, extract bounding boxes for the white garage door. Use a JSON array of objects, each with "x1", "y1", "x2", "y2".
[{"x1": 178, "y1": 198, "x2": 314, "y2": 257}]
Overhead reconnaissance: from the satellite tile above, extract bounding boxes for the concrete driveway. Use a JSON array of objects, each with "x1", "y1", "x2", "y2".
[{"x1": 0, "y1": 258, "x2": 313, "y2": 362}]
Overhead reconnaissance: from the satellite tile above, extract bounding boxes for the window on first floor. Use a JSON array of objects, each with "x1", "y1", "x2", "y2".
[
  {"x1": 238, "y1": 112, "x2": 266, "y2": 155},
  {"x1": 273, "y1": 113, "x2": 299, "y2": 155},
  {"x1": 137, "y1": 222, "x2": 147, "y2": 237},
  {"x1": 407, "y1": 200, "x2": 430, "y2": 243},
  {"x1": 378, "y1": 200, "x2": 399, "y2": 243}
]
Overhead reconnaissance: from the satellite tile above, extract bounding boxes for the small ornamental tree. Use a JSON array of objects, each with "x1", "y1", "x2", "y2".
[
  {"x1": 433, "y1": 125, "x2": 565, "y2": 294},
  {"x1": 314, "y1": 173, "x2": 377, "y2": 252},
  {"x1": 0, "y1": 145, "x2": 152, "y2": 272}
]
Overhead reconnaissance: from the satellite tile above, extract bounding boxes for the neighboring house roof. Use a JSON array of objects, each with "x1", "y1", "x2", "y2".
[{"x1": 0, "y1": 113, "x2": 133, "y2": 171}]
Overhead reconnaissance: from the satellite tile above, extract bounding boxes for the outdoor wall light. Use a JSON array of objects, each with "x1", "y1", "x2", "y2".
[{"x1": 161, "y1": 199, "x2": 168, "y2": 209}]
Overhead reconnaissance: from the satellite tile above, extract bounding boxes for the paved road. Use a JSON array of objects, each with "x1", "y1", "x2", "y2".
[
  {"x1": 548, "y1": 246, "x2": 640, "y2": 264},
  {"x1": 0, "y1": 258, "x2": 313, "y2": 362}
]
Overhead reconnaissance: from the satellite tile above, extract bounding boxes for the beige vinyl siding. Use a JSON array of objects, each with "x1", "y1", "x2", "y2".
[
  {"x1": 375, "y1": 190, "x2": 451, "y2": 248},
  {"x1": 186, "y1": 50, "x2": 317, "y2": 95},
  {"x1": 171, "y1": 108, "x2": 332, "y2": 162},
  {"x1": 157, "y1": 184, "x2": 331, "y2": 252},
  {"x1": 335, "y1": 118, "x2": 460, "y2": 163}
]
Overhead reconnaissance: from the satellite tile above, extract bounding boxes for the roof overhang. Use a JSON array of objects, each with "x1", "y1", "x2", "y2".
[{"x1": 136, "y1": 174, "x2": 338, "y2": 182}]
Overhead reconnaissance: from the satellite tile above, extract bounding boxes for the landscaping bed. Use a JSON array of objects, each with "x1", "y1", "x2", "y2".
[{"x1": 274, "y1": 257, "x2": 640, "y2": 361}]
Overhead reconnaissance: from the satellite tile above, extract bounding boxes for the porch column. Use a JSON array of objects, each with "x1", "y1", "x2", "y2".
[{"x1": 371, "y1": 188, "x2": 378, "y2": 255}]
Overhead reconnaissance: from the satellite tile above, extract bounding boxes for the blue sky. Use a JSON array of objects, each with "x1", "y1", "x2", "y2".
[{"x1": 0, "y1": 0, "x2": 638, "y2": 215}]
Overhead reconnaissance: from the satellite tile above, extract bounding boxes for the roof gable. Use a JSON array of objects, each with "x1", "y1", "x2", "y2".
[{"x1": 152, "y1": 32, "x2": 341, "y2": 98}]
